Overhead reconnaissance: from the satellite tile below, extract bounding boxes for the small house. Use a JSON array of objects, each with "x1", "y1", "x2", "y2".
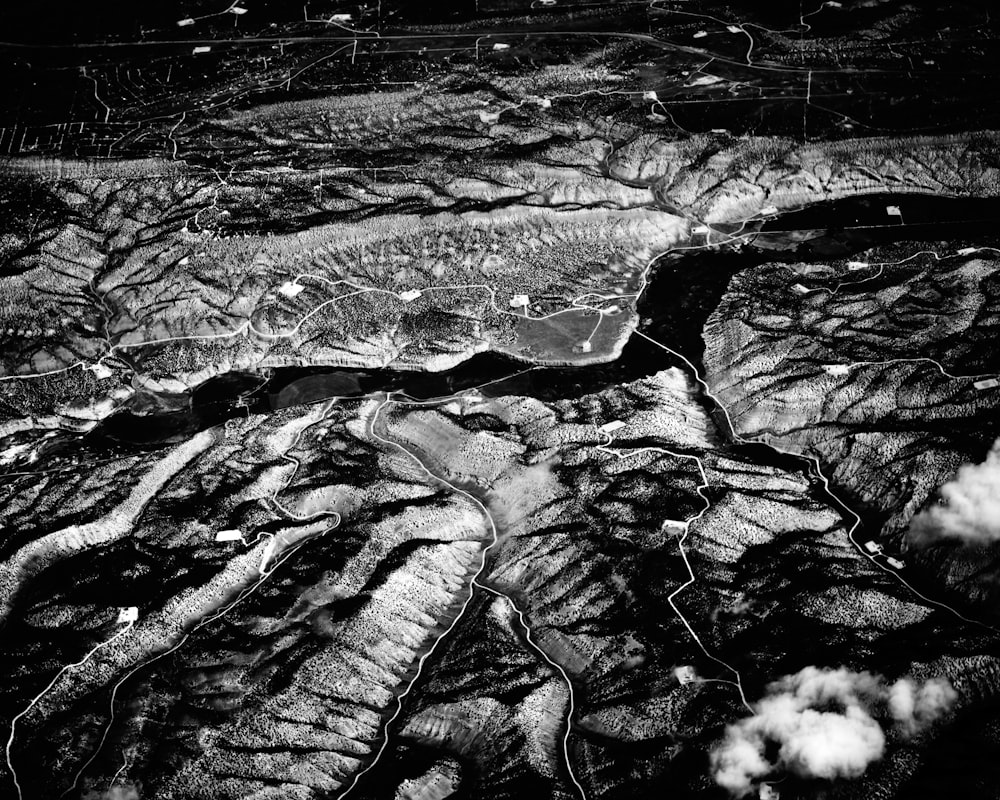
[{"x1": 88, "y1": 362, "x2": 114, "y2": 379}]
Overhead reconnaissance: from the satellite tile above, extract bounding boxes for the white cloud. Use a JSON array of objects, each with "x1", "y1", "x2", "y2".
[
  {"x1": 710, "y1": 666, "x2": 957, "y2": 797},
  {"x1": 714, "y1": 736, "x2": 772, "y2": 795},
  {"x1": 774, "y1": 703, "x2": 884, "y2": 782},
  {"x1": 887, "y1": 677, "x2": 958, "y2": 736},
  {"x1": 907, "y1": 442, "x2": 1000, "y2": 545}
]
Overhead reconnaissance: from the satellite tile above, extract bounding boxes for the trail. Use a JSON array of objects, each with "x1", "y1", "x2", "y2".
[
  {"x1": 596, "y1": 437, "x2": 754, "y2": 713},
  {"x1": 0, "y1": 270, "x2": 630, "y2": 387},
  {"x1": 631, "y1": 328, "x2": 999, "y2": 633},
  {"x1": 335, "y1": 392, "x2": 586, "y2": 800},
  {"x1": 474, "y1": 582, "x2": 586, "y2": 794},
  {"x1": 5, "y1": 618, "x2": 136, "y2": 800},
  {"x1": 60, "y1": 405, "x2": 342, "y2": 798}
]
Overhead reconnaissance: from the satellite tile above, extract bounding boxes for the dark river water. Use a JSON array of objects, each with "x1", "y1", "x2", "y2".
[{"x1": 80, "y1": 192, "x2": 1000, "y2": 454}]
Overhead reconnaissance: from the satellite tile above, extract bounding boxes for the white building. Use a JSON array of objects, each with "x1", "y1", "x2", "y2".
[{"x1": 279, "y1": 281, "x2": 305, "y2": 298}]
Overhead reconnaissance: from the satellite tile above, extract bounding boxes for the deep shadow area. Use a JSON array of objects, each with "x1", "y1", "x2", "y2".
[
  {"x1": 899, "y1": 696, "x2": 1000, "y2": 800},
  {"x1": 757, "y1": 194, "x2": 1000, "y2": 257}
]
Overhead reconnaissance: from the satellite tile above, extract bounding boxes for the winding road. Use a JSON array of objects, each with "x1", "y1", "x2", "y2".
[{"x1": 336, "y1": 391, "x2": 587, "y2": 800}]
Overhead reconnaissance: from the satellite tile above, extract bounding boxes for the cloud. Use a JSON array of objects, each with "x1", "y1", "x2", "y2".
[
  {"x1": 907, "y1": 444, "x2": 1000, "y2": 546},
  {"x1": 887, "y1": 677, "x2": 958, "y2": 736},
  {"x1": 82, "y1": 785, "x2": 139, "y2": 800},
  {"x1": 714, "y1": 736, "x2": 772, "y2": 795},
  {"x1": 710, "y1": 666, "x2": 957, "y2": 797}
]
